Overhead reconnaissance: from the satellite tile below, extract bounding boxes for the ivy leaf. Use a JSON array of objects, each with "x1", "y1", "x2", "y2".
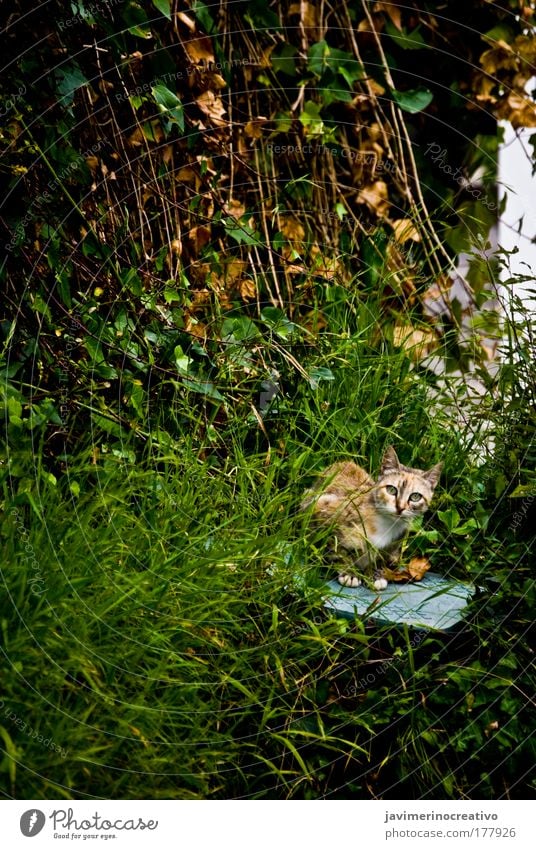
[
  {"x1": 174, "y1": 345, "x2": 192, "y2": 375},
  {"x1": 55, "y1": 66, "x2": 89, "y2": 107},
  {"x1": 223, "y1": 217, "x2": 261, "y2": 246},
  {"x1": 151, "y1": 0, "x2": 172, "y2": 19},
  {"x1": 308, "y1": 41, "x2": 363, "y2": 85},
  {"x1": 391, "y1": 87, "x2": 433, "y2": 114},
  {"x1": 307, "y1": 41, "x2": 330, "y2": 76},
  {"x1": 299, "y1": 101, "x2": 324, "y2": 136}
]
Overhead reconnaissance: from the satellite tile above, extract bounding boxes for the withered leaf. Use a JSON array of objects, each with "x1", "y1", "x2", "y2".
[
  {"x1": 382, "y1": 557, "x2": 431, "y2": 583},
  {"x1": 279, "y1": 217, "x2": 305, "y2": 242},
  {"x1": 408, "y1": 557, "x2": 431, "y2": 580},
  {"x1": 196, "y1": 90, "x2": 227, "y2": 126},
  {"x1": 392, "y1": 323, "x2": 438, "y2": 360},
  {"x1": 244, "y1": 117, "x2": 268, "y2": 139},
  {"x1": 224, "y1": 198, "x2": 246, "y2": 220},
  {"x1": 390, "y1": 218, "x2": 421, "y2": 243},
  {"x1": 357, "y1": 180, "x2": 389, "y2": 216},
  {"x1": 187, "y1": 225, "x2": 211, "y2": 252},
  {"x1": 374, "y1": 1, "x2": 402, "y2": 31},
  {"x1": 185, "y1": 36, "x2": 215, "y2": 65}
]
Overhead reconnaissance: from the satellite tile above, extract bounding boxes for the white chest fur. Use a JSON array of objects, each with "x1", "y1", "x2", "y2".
[{"x1": 368, "y1": 513, "x2": 410, "y2": 551}]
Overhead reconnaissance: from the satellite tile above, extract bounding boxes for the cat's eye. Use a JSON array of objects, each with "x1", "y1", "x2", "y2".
[
  {"x1": 409, "y1": 492, "x2": 423, "y2": 502},
  {"x1": 385, "y1": 485, "x2": 398, "y2": 496}
]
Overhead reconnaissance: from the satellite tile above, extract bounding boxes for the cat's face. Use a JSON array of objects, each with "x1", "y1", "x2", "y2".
[{"x1": 373, "y1": 446, "x2": 442, "y2": 520}]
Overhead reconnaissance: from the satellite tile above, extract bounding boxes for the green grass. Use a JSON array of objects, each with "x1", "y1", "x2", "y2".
[{"x1": 1, "y1": 291, "x2": 534, "y2": 799}]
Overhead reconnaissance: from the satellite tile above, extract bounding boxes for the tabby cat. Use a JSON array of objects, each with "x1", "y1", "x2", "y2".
[{"x1": 301, "y1": 446, "x2": 442, "y2": 590}]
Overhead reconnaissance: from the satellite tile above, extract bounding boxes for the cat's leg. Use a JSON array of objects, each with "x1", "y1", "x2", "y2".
[
  {"x1": 372, "y1": 543, "x2": 402, "y2": 590},
  {"x1": 372, "y1": 568, "x2": 388, "y2": 591},
  {"x1": 336, "y1": 550, "x2": 369, "y2": 588},
  {"x1": 386, "y1": 543, "x2": 402, "y2": 567}
]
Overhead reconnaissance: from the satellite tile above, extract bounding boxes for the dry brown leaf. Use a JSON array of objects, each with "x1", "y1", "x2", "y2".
[
  {"x1": 369, "y1": 79, "x2": 386, "y2": 97},
  {"x1": 279, "y1": 217, "x2": 305, "y2": 242},
  {"x1": 383, "y1": 557, "x2": 431, "y2": 583},
  {"x1": 244, "y1": 117, "x2": 268, "y2": 139},
  {"x1": 207, "y1": 73, "x2": 227, "y2": 90},
  {"x1": 392, "y1": 323, "x2": 438, "y2": 361},
  {"x1": 196, "y1": 90, "x2": 227, "y2": 126},
  {"x1": 238, "y1": 278, "x2": 256, "y2": 300},
  {"x1": 391, "y1": 218, "x2": 421, "y2": 243},
  {"x1": 185, "y1": 316, "x2": 208, "y2": 339},
  {"x1": 223, "y1": 258, "x2": 247, "y2": 283},
  {"x1": 374, "y1": 1, "x2": 402, "y2": 30},
  {"x1": 382, "y1": 567, "x2": 411, "y2": 582},
  {"x1": 310, "y1": 252, "x2": 341, "y2": 280},
  {"x1": 259, "y1": 45, "x2": 275, "y2": 69},
  {"x1": 357, "y1": 14, "x2": 384, "y2": 34},
  {"x1": 475, "y1": 75, "x2": 498, "y2": 104},
  {"x1": 285, "y1": 264, "x2": 307, "y2": 275},
  {"x1": 224, "y1": 198, "x2": 246, "y2": 219},
  {"x1": 187, "y1": 225, "x2": 211, "y2": 253},
  {"x1": 85, "y1": 155, "x2": 99, "y2": 174},
  {"x1": 288, "y1": 2, "x2": 319, "y2": 33},
  {"x1": 408, "y1": 556, "x2": 431, "y2": 580},
  {"x1": 185, "y1": 36, "x2": 215, "y2": 65},
  {"x1": 514, "y1": 33, "x2": 536, "y2": 65},
  {"x1": 498, "y1": 92, "x2": 536, "y2": 128},
  {"x1": 480, "y1": 45, "x2": 518, "y2": 75},
  {"x1": 195, "y1": 155, "x2": 217, "y2": 174},
  {"x1": 357, "y1": 180, "x2": 389, "y2": 216}
]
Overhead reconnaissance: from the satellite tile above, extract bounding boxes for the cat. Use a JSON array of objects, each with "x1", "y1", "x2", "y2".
[{"x1": 301, "y1": 446, "x2": 442, "y2": 590}]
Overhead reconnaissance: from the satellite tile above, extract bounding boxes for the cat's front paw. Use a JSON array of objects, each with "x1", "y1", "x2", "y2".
[
  {"x1": 373, "y1": 577, "x2": 388, "y2": 591},
  {"x1": 338, "y1": 573, "x2": 362, "y2": 588}
]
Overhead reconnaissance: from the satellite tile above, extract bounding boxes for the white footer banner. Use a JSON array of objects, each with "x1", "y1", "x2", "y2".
[{"x1": 3, "y1": 800, "x2": 532, "y2": 848}]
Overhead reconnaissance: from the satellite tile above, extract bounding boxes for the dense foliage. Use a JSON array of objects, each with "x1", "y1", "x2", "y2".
[{"x1": 0, "y1": 0, "x2": 535, "y2": 800}]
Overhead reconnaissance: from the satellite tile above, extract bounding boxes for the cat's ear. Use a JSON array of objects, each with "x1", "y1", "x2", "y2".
[
  {"x1": 424, "y1": 462, "x2": 443, "y2": 488},
  {"x1": 380, "y1": 446, "x2": 400, "y2": 474}
]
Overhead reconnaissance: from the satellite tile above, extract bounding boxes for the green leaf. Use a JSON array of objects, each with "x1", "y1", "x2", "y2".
[
  {"x1": 385, "y1": 20, "x2": 428, "y2": 50},
  {"x1": 174, "y1": 345, "x2": 192, "y2": 375},
  {"x1": 308, "y1": 41, "x2": 363, "y2": 85},
  {"x1": 452, "y1": 519, "x2": 478, "y2": 535},
  {"x1": 8, "y1": 395, "x2": 23, "y2": 421},
  {"x1": 223, "y1": 218, "x2": 261, "y2": 246},
  {"x1": 509, "y1": 483, "x2": 536, "y2": 498},
  {"x1": 151, "y1": 0, "x2": 171, "y2": 19},
  {"x1": 261, "y1": 307, "x2": 300, "y2": 339},
  {"x1": 152, "y1": 84, "x2": 184, "y2": 132},
  {"x1": 192, "y1": 1, "x2": 216, "y2": 33},
  {"x1": 177, "y1": 378, "x2": 224, "y2": 402},
  {"x1": 56, "y1": 65, "x2": 89, "y2": 107},
  {"x1": 307, "y1": 41, "x2": 330, "y2": 76},
  {"x1": 299, "y1": 101, "x2": 324, "y2": 136},
  {"x1": 272, "y1": 44, "x2": 298, "y2": 76},
  {"x1": 244, "y1": 1, "x2": 280, "y2": 30},
  {"x1": 307, "y1": 366, "x2": 335, "y2": 390},
  {"x1": 222, "y1": 317, "x2": 260, "y2": 342},
  {"x1": 391, "y1": 87, "x2": 433, "y2": 114},
  {"x1": 437, "y1": 507, "x2": 460, "y2": 531}
]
